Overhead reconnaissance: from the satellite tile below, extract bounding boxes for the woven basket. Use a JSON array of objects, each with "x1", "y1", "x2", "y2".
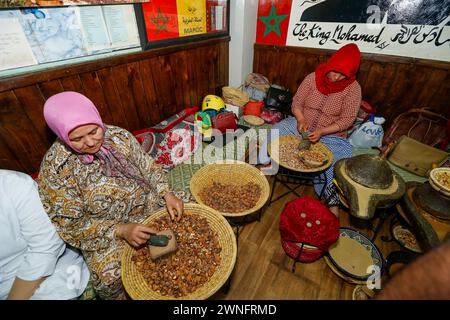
[
  {"x1": 121, "y1": 203, "x2": 237, "y2": 300},
  {"x1": 190, "y1": 160, "x2": 270, "y2": 217},
  {"x1": 222, "y1": 86, "x2": 249, "y2": 107},
  {"x1": 269, "y1": 135, "x2": 333, "y2": 173}
]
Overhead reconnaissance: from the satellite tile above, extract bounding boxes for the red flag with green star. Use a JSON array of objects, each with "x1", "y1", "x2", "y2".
[
  {"x1": 143, "y1": 0, "x2": 180, "y2": 41},
  {"x1": 256, "y1": 0, "x2": 292, "y2": 46}
]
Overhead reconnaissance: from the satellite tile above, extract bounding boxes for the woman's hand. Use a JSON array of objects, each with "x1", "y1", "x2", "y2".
[
  {"x1": 297, "y1": 118, "x2": 308, "y2": 133},
  {"x1": 308, "y1": 129, "x2": 323, "y2": 143},
  {"x1": 164, "y1": 192, "x2": 184, "y2": 221},
  {"x1": 116, "y1": 223, "x2": 158, "y2": 248}
]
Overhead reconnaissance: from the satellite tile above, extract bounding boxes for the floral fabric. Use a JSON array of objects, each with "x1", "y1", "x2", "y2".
[{"x1": 38, "y1": 125, "x2": 170, "y2": 299}]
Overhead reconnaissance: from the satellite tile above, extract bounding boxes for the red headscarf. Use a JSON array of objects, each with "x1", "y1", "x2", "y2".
[{"x1": 315, "y1": 43, "x2": 361, "y2": 95}]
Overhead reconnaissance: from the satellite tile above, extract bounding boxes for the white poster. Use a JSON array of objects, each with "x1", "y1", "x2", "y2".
[
  {"x1": 79, "y1": 5, "x2": 111, "y2": 52},
  {"x1": 0, "y1": 18, "x2": 37, "y2": 71},
  {"x1": 103, "y1": 4, "x2": 140, "y2": 49},
  {"x1": 286, "y1": 0, "x2": 450, "y2": 62}
]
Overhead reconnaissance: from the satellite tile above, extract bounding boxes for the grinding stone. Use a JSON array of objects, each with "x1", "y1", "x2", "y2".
[
  {"x1": 148, "y1": 229, "x2": 177, "y2": 260},
  {"x1": 345, "y1": 154, "x2": 393, "y2": 189}
]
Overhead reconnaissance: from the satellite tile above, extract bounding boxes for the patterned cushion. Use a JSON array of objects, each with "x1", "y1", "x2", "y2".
[{"x1": 133, "y1": 108, "x2": 201, "y2": 171}]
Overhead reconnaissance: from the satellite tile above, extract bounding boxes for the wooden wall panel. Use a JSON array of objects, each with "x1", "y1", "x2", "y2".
[
  {"x1": 0, "y1": 91, "x2": 49, "y2": 171},
  {"x1": 253, "y1": 44, "x2": 450, "y2": 127},
  {"x1": 137, "y1": 59, "x2": 163, "y2": 126},
  {"x1": 0, "y1": 37, "x2": 230, "y2": 173}
]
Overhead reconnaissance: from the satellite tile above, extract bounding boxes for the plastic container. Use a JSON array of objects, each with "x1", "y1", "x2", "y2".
[{"x1": 243, "y1": 101, "x2": 264, "y2": 117}]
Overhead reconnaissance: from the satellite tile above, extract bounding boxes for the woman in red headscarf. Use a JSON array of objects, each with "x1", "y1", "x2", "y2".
[{"x1": 260, "y1": 44, "x2": 362, "y2": 217}]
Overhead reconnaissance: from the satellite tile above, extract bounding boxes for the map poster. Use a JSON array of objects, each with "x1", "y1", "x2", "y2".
[
  {"x1": 176, "y1": 0, "x2": 206, "y2": 37},
  {"x1": 285, "y1": 0, "x2": 450, "y2": 62},
  {"x1": 256, "y1": 0, "x2": 292, "y2": 46},
  {"x1": 1, "y1": 1, "x2": 149, "y2": 8},
  {"x1": 142, "y1": 0, "x2": 180, "y2": 41}
]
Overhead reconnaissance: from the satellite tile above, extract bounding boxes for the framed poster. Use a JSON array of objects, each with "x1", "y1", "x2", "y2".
[{"x1": 135, "y1": 0, "x2": 229, "y2": 50}]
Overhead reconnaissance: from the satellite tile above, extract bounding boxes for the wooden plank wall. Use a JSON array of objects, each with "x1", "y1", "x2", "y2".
[
  {"x1": 0, "y1": 37, "x2": 230, "y2": 173},
  {"x1": 253, "y1": 44, "x2": 449, "y2": 127}
]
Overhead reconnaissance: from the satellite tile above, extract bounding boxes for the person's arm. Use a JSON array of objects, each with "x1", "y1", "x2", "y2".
[
  {"x1": 291, "y1": 73, "x2": 314, "y2": 131},
  {"x1": 7, "y1": 278, "x2": 45, "y2": 300},
  {"x1": 376, "y1": 241, "x2": 450, "y2": 300},
  {"x1": 38, "y1": 161, "x2": 119, "y2": 251},
  {"x1": 124, "y1": 129, "x2": 183, "y2": 221},
  {"x1": 5, "y1": 173, "x2": 65, "y2": 300}
]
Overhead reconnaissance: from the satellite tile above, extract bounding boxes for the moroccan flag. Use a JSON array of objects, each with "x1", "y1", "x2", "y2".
[
  {"x1": 256, "y1": 0, "x2": 292, "y2": 46},
  {"x1": 176, "y1": 0, "x2": 207, "y2": 37},
  {"x1": 142, "y1": 0, "x2": 179, "y2": 41}
]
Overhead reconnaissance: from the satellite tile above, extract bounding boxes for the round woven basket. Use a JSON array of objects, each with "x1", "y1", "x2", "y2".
[
  {"x1": 121, "y1": 203, "x2": 237, "y2": 300},
  {"x1": 190, "y1": 160, "x2": 270, "y2": 217},
  {"x1": 268, "y1": 135, "x2": 333, "y2": 173},
  {"x1": 222, "y1": 86, "x2": 249, "y2": 107}
]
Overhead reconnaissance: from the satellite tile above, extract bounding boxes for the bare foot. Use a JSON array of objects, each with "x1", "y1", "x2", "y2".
[{"x1": 329, "y1": 206, "x2": 339, "y2": 218}]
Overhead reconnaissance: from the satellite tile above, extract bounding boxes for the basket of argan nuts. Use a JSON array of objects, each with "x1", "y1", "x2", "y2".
[
  {"x1": 190, "y1": 160, "x2": 271, "y2": 217},
  {"x1": 268, "y1": 135, "x2": 333, "y2": 173},
  {"x1": 122, "y1": 203, "x2": 237, "y2": 300}
]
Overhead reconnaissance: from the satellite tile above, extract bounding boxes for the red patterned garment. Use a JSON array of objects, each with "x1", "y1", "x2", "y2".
[{"x1": 291, "y1": 72, "x2": 361, "y2": 138}]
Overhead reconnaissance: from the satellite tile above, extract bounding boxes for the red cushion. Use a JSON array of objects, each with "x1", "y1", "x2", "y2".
[{"x1": 279, "y1": 196, "x2": 339, "y2": 253}]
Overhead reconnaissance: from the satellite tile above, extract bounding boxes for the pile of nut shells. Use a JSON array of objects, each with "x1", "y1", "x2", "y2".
[
  {"x1": 279, "y1": 142, "x2": 313, "y2": 170},
  {"x1": 199, "y1": 181, "x2": 261, "y2": 213},
  {"x1": 132, "y1": 213, "x2": 221, "y2": 298}
]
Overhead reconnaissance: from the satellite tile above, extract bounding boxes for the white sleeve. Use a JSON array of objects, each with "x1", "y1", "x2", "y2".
[{"x1": 8, "y1": 173, "x2": 66, "y2": 281}]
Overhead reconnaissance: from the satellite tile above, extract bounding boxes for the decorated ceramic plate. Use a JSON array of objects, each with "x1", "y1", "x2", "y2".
[
  {"x1": 324, "y1": 256, "x2": 367, "y2": 285},
  {"x1": 327, "y1": 228, "x2": 384, "y2": 281}
]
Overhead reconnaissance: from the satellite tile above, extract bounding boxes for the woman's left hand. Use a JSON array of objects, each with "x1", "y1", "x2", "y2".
[
  {"x1": 308, "y1": 129, "x2": 323, "y2": 143},
  {"x1": 164, "y1": 192, "x2": 184, "y2": 221}
]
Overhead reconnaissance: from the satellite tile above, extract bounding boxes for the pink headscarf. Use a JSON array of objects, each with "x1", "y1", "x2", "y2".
[
  {"x1": 44, "y1": 91, "x2": 150, "y2": 189},
  {"x1": 44, "y1": 91, "x2": 105, "y2": 163}
]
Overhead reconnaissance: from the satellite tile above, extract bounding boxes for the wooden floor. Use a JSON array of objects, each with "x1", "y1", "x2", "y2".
[{"x1": 211, "y1": 176, "x2": 402, "y2": 300}]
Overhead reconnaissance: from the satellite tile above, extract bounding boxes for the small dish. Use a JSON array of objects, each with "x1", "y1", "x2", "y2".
[
  {"x1": 298, "y1": 149, "x2": 328, "y2": 168},
  {"x1": 429, "y1": 168, "x2": 450, "y2": 196},
  {"x1": 391, "y1": 224, "x2": 422, "y2": 253},
  {"x1": 352, "y1": 285, "x2": 373, "y2": 300}
]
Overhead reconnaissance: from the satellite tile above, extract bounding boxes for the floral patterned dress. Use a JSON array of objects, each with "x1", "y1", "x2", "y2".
[{"x1": 38, "y1": 125, "x2": 170, "y2": 299}]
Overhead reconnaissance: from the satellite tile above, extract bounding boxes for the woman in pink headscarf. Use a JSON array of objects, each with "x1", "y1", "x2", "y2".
[{"x1": 38, "y1": 92, "x2": 184, "y2": 299}]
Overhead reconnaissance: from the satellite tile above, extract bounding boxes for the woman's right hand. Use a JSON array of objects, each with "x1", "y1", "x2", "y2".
[
  {"x1": 297, "y1": 118, "x2": 308, "y2": 132},
  {"x1": 116, "y1": 223, "x2": 158, "y2": 248}
]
